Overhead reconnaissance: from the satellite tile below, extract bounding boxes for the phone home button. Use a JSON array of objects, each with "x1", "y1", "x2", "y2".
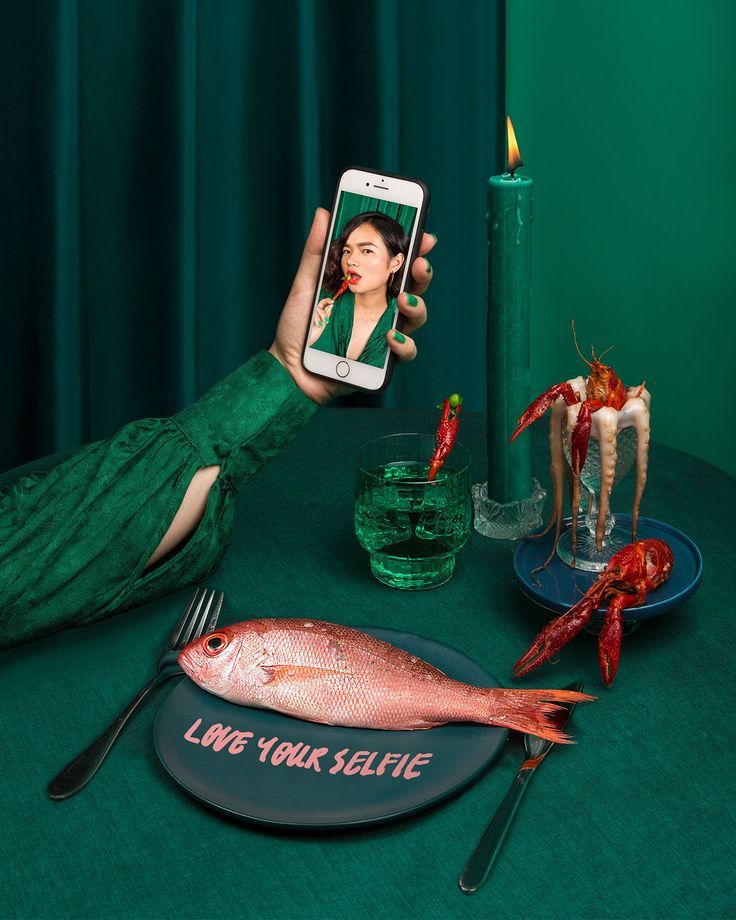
[{"x1": 335, "y1": 361, "x2": 350, "y2": 378}]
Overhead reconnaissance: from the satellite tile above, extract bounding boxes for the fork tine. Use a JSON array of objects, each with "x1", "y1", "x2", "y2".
[
  {"x1": 193, "y1": 589, "x2": 218, "y2": 642},
  {"x1": 204, "y1": 591, "x2": 224, "y2": 636},
  {"x1": 173, "y1": 587, "x2": 208, "y2": 649},
  {"x1": 179, "y1": 588, "x2": 215, "y2": 649},
  {"x1": 167, "y1": 587, "x2": 205, "y2": 649}
]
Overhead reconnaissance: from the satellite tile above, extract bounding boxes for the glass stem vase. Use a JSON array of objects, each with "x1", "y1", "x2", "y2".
[
  {"x1": 585, "y1": 487, "x2": 614, "y2": 539},
  {"x1": 556, "y1": 427, "x2": 636, "y2": 573}
]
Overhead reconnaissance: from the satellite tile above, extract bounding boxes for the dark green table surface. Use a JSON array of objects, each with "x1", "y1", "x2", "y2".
[{"x1": 1, "y1": 409, "x2": 734, "y2": 920}]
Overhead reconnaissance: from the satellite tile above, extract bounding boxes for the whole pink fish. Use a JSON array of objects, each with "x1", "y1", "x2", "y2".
[{"x1": 178, "y1": 618, "x2": 594, "y2": 743}]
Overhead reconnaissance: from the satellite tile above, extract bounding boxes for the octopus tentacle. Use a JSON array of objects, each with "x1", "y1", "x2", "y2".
[
  {"x1": 622, "y1": 387, "x2": 651, "y2": 541},
  {"x1": 565, "y1": 402, "x2": 584, "y2": 563},
  {"x1": 568, "y1": 379, "x2": 587, "y2": 563},
  {"x1": 530, "y1": 399, "x2": 568, "y2": 574},
  {"x1": 570, "y1": 473, "x2": 581, "y2": 561},
  {"x1": 595, "y1": 408, "x2": 618, "y2": 551}
]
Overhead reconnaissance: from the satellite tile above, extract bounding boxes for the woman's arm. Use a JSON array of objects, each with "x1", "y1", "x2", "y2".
[
  {"x1": 145, "y1": 211, "x2": 438, "y2": 574},
  {"x1": 307, "y1": 296, "x2": 335, "y2": 345},
  {"x1": 143, "y1": 464, "x2": 221, "y2": 571}
]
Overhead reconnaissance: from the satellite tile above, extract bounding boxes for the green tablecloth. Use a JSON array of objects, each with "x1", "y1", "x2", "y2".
[{"x1": 1, "y1": 409, "x2": 734, "y2": 919}]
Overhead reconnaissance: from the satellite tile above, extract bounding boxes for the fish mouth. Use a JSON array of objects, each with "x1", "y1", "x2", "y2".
[{"x1": 177, "y1": 650, "x2": 196, "y2": 677}]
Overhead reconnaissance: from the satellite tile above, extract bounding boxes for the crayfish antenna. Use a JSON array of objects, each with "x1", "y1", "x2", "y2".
[{"x1": 571, "y1": 320, "x2": 592, "y2": 368}]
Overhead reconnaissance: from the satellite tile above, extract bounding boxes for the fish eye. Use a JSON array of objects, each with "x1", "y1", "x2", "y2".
[{"x1": 204, "y1": 633, "x2": 228, "y2": 655}]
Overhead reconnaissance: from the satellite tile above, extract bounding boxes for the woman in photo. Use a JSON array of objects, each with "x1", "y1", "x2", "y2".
[{"x1": 308, "y1": 211, "x2": 410, "y2": 368}]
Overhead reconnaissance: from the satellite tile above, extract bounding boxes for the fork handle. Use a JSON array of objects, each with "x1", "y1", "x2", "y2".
[
  {"x1": 458, "y1": 766, "x2": 535, "y2": 893},
  {"x1": 47, "y1": 666, "x2": 181, "y2": 800}
]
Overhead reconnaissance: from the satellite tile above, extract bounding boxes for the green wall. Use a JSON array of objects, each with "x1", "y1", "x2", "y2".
[{"x1": 507, "y1": 0, "x2": 736, "y2": 477}]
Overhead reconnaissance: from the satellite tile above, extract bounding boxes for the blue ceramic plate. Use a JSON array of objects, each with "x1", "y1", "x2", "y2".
[
  {"x1": 513, "y1": 514, "x2": 702, "y2": 620},
  {"x1": 154, "y1": 627, "x2": 507, "y2": 830}
]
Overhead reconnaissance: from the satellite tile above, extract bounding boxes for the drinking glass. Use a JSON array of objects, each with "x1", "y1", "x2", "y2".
[
  {"x1": 354, "y1": 433, "x2": 472, "y2": 589},
  {"x1": 556, "y1": 426, "x2": 637, "y2": 572}
]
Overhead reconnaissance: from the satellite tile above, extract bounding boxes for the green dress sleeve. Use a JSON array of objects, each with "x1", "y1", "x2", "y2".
[{"x1": 0, "y1": 350, "x2": 319, "y2": 649}]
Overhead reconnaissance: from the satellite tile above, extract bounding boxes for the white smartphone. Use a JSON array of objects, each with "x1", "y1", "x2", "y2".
[{"x1": 301, "y1": 166, "x2": 430, "y2": 392}]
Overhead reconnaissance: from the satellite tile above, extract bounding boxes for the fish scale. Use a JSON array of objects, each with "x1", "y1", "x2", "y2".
[{"x1": 178, "y1": 618, "x2": 594, "y2": 742}]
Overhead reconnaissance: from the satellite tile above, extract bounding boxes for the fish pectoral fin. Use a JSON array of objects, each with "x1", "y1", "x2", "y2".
[{"x1": 258, "y1": 664, "x2": 346, "y2": 685}]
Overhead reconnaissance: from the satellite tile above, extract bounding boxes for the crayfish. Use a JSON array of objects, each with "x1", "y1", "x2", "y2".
[
  {"x1": 514, "y1": 538, "x2": 673, "y2": 685},
  {"x1": 510, "y1": 322, "x2": 651, "y2": 568}
]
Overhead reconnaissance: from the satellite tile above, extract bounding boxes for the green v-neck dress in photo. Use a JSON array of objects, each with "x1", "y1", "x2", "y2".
[
  {"x1": 0, "y1": 351, "x2": 320, "y2": 649},
  {"x1": 309, "y1": 290, "x2": 396, "y2": 367}
]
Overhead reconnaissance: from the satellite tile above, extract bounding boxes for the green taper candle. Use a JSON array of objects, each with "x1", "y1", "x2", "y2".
[{"x1": 486, "y1": 117, "x2": 533, "y2": 503}]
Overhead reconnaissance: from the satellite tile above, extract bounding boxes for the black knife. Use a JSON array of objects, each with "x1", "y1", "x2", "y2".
[{"x1": 459, "y1": 680, "x2": 585, "y2": 894}]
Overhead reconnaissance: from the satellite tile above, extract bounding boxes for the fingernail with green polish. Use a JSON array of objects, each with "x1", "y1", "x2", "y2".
[
  {"x1": 318, "y1": 320, "x2": 323, "y2": 327},
  {"x1": 406, "y1": 293, "x2": 418, "y2": 307},
  {"x1": 431, "y1": 232, "x2": 438, "y2": 244},
  {"x1": 424, "y1": 258, "x2": 432, "y2": 273},
  {"x1": 393, "y1": 330, "x2": 406, "y2": 344}
]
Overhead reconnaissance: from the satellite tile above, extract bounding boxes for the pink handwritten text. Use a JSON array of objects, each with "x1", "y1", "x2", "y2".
[
  {"x1": 181, "y1": 721, "x2": 434, "y2": 779},
  {"x1": 329, "y1": 748, "x2": 433, "y2": 780},
  {"x1": 257, "y1": 736, "x2": 329, "y2": 772},
  {"x1": 184, "y1": 719, "x2": 254, "y2": 755}
]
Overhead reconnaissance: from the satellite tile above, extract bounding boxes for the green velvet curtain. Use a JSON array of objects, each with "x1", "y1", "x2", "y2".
[
  {"x1": 0, "y1": 0, "x2": 505, "y2": 473},
  {"x1": 332, "y1": 195, "x2": 417, "y2": 238}
]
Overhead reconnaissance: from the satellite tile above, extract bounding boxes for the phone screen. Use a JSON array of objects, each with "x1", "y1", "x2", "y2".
[{"x1": 306, "y1": 190, "x2": 419, "y2": 371}]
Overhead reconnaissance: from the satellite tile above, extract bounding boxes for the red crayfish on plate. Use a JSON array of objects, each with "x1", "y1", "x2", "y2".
[{"x1": 514, "y1": 538, "x2": 674, "y2": 685}]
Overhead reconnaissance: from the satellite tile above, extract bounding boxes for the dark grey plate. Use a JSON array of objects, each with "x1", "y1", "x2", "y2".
[{"x1": 153, "y1": 627, "x2": 507, "y2": 830}]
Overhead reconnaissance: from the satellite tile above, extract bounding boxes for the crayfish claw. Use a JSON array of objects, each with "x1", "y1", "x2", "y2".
[
  {"x1": 513, "y1": 644, "x2": 552, "y2": 679},
  {"x1": 598, "y1": 622, "x2": 622, "y2": 683},
  {"x1": 509, "y1": 382, "x2": 580, "y2": 444},
  {"x1": 514, "y1": 598, "x2": 598, "y2": 679},
  {"x1": 598, "y1": 593, "x2": 634, "y2": 686}
]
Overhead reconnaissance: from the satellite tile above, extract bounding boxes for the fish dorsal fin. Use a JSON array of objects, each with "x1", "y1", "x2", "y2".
[{"x1": 258, "y1": 664, "x2": 346, "y2": 685}]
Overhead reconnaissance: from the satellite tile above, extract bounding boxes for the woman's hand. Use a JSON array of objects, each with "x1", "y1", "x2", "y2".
[
  {"x1": 269, "y1": 207, "x2": 436, "y2": 405},
  {"x1": 307, "y1": 297, "x2": 335, "y2": 345}
]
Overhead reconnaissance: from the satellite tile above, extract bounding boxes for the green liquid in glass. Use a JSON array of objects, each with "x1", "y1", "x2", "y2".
[{"x1": 354, "y1": 462, "x2": 471, "y2": 589}]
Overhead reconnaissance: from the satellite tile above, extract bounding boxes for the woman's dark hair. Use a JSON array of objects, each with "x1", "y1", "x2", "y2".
[{"x1": 323, "y1": 210, "x2": 410, "y2": 300}]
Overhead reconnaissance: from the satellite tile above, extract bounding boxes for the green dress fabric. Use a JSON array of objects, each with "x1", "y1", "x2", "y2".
[
  {"x1": 0, "y1": 350, "x2": 319, "y2": 650},
  {"x1": 309, "y1": 290, "x2": 396, "y2": 367}
]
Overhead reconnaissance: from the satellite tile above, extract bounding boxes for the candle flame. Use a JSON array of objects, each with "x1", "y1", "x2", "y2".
[{"x1": 507, "y1": 116, "x2": 523, "y2": 175}]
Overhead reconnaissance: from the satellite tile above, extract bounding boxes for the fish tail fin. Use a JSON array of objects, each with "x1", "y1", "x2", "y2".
[{"x1": 480, "y1": 688, "x2": 595, "y2": 744}]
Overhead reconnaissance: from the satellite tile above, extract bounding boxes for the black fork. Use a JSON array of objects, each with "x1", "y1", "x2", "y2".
[{"x1": 47, "y1": 586, "x2": 224, "y2": 800}]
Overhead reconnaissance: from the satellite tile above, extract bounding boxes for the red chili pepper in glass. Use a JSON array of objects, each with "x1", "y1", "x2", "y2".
[{"x1": 428, "y1": 393, "x2": 462, "y2": 481}]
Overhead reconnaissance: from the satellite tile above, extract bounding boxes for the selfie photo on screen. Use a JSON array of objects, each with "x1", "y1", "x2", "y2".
[{"x1": 308, "y1": 194, "x2": 418, "y2": 368}]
